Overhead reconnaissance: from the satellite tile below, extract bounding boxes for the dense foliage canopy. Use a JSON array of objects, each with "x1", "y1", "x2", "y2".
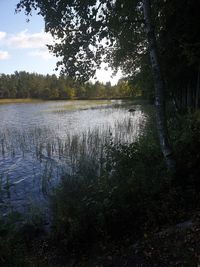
[
  {"x1": 16, "y1": 0, "x2": 200, "y2": 109},
  {"x1": 16, "y1": 0, "x2": 147, "y2": 81}
]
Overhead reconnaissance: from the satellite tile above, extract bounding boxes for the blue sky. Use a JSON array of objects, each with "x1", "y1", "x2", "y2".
[{"x1": 0, "y1": 0, "x2": 121, "y2": 84}]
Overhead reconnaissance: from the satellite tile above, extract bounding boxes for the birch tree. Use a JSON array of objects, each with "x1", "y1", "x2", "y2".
[
  {"x1": 142, "y1": 0, "x2": 175, "y2": 169},
  {"x1": 16, "y1": 0, "x2": 176, "y2": 170}
]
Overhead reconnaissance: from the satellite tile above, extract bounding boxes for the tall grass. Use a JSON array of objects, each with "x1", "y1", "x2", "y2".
[
  {"x1": 49, "y1": 111, "x2": 200, "y2": 250},
  {"x1": 0, "y1": 107, "x2": 147, "y2": 215},
  {"x1": 49, "y1": 128, "x2": 169, "y2": 247},
  {"x1": 0, "y1": 109, "x2": 146, "y2": 171}
]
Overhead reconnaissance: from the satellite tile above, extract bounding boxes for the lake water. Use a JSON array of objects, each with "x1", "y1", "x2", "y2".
[{"x1": 0, "y1": 100, "x2": 147, "y2": 215}]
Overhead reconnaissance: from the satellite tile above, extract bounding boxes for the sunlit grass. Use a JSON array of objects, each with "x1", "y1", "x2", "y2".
[
  {"x1": 0, "y1": 99, "x2": 44, "y2": 105},
  {"x1": 50, "y1": 99, "x2": 113, "y2": 112}
]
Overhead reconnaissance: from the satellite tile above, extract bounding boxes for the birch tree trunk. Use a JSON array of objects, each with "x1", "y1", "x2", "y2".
[
  {"x1": 195, "y1": 65, "x2": 200, "y2": 110},
  {"x1": 142, "y1": 0, "x2": 176, "y2": 171}
]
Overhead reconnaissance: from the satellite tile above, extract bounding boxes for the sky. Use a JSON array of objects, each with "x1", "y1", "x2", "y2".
[{"x1": 0, "y1": 0, "x2": 121, "y2": 85}]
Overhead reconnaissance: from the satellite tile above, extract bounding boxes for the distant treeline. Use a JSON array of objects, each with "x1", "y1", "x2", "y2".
[{"x1": 0, "y1": 71, "x2": 138, "y2": 100}]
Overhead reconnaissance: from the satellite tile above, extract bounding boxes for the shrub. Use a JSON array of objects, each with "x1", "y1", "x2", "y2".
[
  {"x1": 50, "y1": 111, "x2": 200, "y2": 250},
  {"x1": 50, "y1": 131, "x2": 174, "y2": 247},
  {"x1": 170, "y1": 111, "x2": 200, "y2": 189},
  {"x1": 0, "y1": 212, "x2": 27, "y2": 267}
]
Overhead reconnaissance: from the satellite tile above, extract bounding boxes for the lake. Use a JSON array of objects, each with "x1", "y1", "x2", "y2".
[{"x1": 0, "y1": 99, "x2": 147, "y2": 215}]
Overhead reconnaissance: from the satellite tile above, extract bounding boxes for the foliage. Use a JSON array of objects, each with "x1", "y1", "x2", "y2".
[
  {"x1": 0, "y1": 110, "x2": 199, "y2": 265},
  {"x1": 157, "y1": 0, "x2": 200, "y2": 110},
  {"x1": 16, "y1": 0, "x2": 145, "y2": 82},
  {"x1": 49, "y1": 110, "x2": 200, "y2": 252},
  {"x1": 15, "y1": 0, "x2": 200, "y2": 109},
  {"x1": 169, "y1": 111, "x2": 200, "y2": 188},
  {"x1": 0, "y1": 71, "x2": 135, "y2": 100},
  {"x1": 0, "y1": 212, "x2": 28, "y2": 267},
  {"x1": 50, "y1": 131, "x2": 177, "y2": 248},
  {"x1": 0, "y1": 209, "x2": 48, "y2": 267},
  {"x1": 2, "y1": 0, "x2": 200, "y2": 260}
]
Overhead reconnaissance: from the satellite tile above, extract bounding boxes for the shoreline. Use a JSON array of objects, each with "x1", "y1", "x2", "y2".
[{"x1": 0, "y1": 96, "x2": 147, "y2": 105}]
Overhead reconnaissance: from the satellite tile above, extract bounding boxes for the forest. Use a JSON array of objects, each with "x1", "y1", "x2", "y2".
[
  {"x1": 0, "y1": 72, "x2": 135, "y2": 99},
  {"x1": 0, "y1": 0, "x2": 200, "y2": 266}
]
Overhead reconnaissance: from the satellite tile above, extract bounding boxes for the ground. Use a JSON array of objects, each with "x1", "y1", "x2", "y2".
[{"x1": 26, "y1": 212, "x2": 200, "y2": 267}]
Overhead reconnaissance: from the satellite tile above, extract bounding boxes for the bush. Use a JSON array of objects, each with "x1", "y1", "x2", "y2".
[
  {"x1": 50, "y1": 131, "x2": 175, "y2": 247},
  {"x1": 170, "y1": 111, "x2": 200, "y2": 188},
  {"x1": 0, "y1": 210, "x2": 47, "y2": 267},
  {"x1": 50, "y1": 111, "x2": 200, "y2": 250},
  {"x1": 0, "y1": 212, "x2": 27, "y2": 267}
]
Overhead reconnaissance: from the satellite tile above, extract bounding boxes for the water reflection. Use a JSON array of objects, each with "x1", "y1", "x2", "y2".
[{"x1": 0, "y1": 100, "x2": 147, "y2": 214}]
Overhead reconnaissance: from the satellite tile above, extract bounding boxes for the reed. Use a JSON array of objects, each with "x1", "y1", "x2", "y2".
[{"x1": 0, "y1": 108, "x2": 147, "y2": 196}]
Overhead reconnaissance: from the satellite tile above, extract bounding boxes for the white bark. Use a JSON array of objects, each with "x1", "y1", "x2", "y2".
[
  {"x1": 142, "y1": 0, "x2": 176, "y2": 170},
  {"x1": 196, "y1": 65, "x2": 200, "y2": 109}
]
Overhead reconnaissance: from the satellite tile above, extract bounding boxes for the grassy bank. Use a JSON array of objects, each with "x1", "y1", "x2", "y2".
[
  {"x1": 0, "y1": 98, "x2": 44, "y2": 104},
  {"x1": 0, "y1": 96, "x2": 149, "y2": 105}
]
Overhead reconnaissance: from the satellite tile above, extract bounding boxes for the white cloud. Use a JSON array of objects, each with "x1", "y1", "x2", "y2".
[
  {"x1": 0, "y1": 50, "x2": 9, "y2": 60},
  {"x1": 8, "y1": 30, "x2": 54, "y2": 49},
  {"x1": 0, "y1": 31, "x2": 6, "y2": 41},
  {"x1": 0, "y1": 30, "x2": 55, "y2": 61},
  {"x1": 28, "y1": 48, "x2": 54, "y2": 60}
]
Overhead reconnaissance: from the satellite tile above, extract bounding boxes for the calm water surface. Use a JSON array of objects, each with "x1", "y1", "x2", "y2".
[{"x1": 0, "y1": 100, "x2": 147, "y2": 214}]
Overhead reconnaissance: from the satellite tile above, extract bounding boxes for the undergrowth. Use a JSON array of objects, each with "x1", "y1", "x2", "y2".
[
  {"x1": 50, "y1": 112, "x2": 200, "y2": 249},
  {"x1": 0, "y1": 111, "x2": 200, "y2": 266}
]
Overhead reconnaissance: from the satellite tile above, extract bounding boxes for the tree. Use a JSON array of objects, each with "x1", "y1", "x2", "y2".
[
  {"x1": 157, "y1": 0, "x2": 200, "y2": 111},
  {"x1": 142, "y1": 0, "x2": 175, "y2": 169},
  {"x1": 16, "y1": 0, "x2": 176, "y2": 169},
  {"x1": 116, "y1": 79, "x2": 132, "y2": 97}
]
